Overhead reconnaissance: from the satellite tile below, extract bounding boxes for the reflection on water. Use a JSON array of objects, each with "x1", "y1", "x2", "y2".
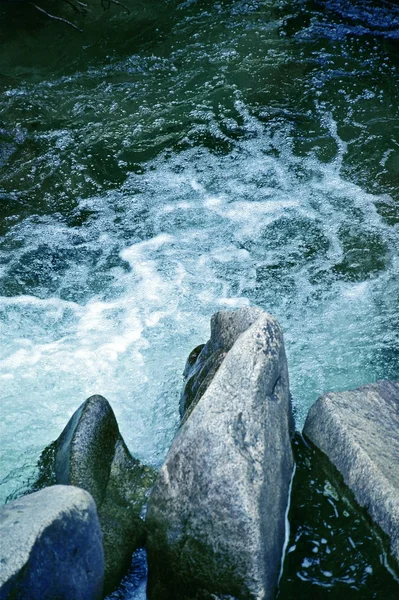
[{"x1": 0, "y1": 0, "x2": 398, "y2": 596}]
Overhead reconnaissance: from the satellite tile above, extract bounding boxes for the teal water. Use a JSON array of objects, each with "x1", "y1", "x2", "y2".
[{"x1": 0, "y1": 0, "x2": 398, "y2": 597}]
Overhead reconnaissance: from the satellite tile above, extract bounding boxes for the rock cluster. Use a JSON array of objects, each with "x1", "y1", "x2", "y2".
[
  {"x1": 1, "y1": 307, "x2": 398, "y2": 600},
  {"x1": 35, "y1": 394, "x2": 156, "y2": 594}
]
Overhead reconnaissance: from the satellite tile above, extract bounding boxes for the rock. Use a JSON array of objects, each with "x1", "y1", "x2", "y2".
[
  {"x1": 180, "y1": 306, "x2": 264, "y2": 418},
  {"x1": 303, "y1": 380, "x2": 399, "y2": 565},
  {"x1": 146, "y1": 308, "x2": 295, "y2": 600},
  {"x1": 35, "y1": 395, "x2": 156, "y2": 594},
  {"x1": 180, "y1": 347, "x2": 227, "y2": 421},
  {"x1": 0, "y1": 485, "x2": 104, "y2": 600}
]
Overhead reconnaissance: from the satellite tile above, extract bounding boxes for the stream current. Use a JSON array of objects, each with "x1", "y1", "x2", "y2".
[{"x1": 0, "y1": 0, "x2": 398, "y2": 597}]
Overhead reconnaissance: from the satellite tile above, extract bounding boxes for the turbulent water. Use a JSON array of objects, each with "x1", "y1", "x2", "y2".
[{"x1": 0, "y1": 0, "x2": 398, "y2": 597}]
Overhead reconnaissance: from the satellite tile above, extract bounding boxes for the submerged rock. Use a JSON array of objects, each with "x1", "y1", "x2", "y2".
[
  {"x1": 35, "y1": 395, "x2": 156, "y2": 594},
  {"x1": 0, "y1": 485, "x2": 104, "y2": 600},
  {"x1": 303, "y1": 380, "x2": 399, "y2": 566},
  {"x1": 146, "y1": 307, "x2": 295, "y2": 600}
]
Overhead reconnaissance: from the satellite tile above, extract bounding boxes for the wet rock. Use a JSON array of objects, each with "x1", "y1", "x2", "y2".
[
  {"x1": 35, "y1": 395, "x2": 156, "y2": 594},
  {"x1": 303, "y1": 380, "x2": 399, "y2": 566},
  {"x1": 180, "y1": 306, "x2": 264, "y2": 418},
  {"x1": 146, "y1": 308, "x2": 295, "y2": 600},
  {"x1": 0, "y1": 485, "x2": 104, "y2": 600}
]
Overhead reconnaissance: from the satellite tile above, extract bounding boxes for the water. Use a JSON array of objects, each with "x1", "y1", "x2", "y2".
[
  {"x1": 279, "y1": 435, "x2": 399, "y2": 599},
  {"x1": 0, "y1": 0, "x2": 398, "y2": 596}
]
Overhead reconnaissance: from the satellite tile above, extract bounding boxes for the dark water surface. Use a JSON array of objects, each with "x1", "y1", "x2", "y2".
[{"x1": 1, "y1": 0, "x2": 398, "y2": 597}]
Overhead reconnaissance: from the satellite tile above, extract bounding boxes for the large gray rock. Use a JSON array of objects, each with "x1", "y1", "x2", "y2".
[
  {"x1": 146, "y1": 308, "x2": 295, "y2": 600},
  {"x1": 180, "y1": 306, "x2": 264, "y2": 419},
  {"x1": 35, "y1": 395, "x2": 156, "y2": 594},
  {"x1": 0, "y1": 485, "x2": 104, "y2": 600},
  {"x1": 303, "y1": 380, "x2": 399, "y2": 565}
]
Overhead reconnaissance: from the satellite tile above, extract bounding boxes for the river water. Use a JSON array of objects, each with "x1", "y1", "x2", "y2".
[{"x1": 0, "y1": 0, "x2": 398, "y2": 597}]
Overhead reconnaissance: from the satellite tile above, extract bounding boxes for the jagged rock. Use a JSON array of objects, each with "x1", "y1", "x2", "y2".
[
  {"x1": 303, "y1": 380, "x2": 399, "y2": 566},
  {"x1": 180, "y1": 306, "x2": 264, "y2": 418},
  {"x1": 35, "y1": 395, "x2": 156, "y2": 594},
  {"x1": 146, "y1": 307, "x2": 295, "y2": 600},
  {"x1": 0, "y1": 485, "x2": 104, "y2": 600}
]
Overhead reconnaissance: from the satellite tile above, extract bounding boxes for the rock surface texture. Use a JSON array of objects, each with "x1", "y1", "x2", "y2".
[
  {"x1": 35, "y1": 395, "x2": 156, "y2": 594},
  {"x1": 0, "y1": 485, "x2": 104, "y2": 600},
  {"x1": 180, "y1": 307, "x2": 266, "y2": 420},
  {"x1": 146, "y1": 307, "x2": 295, "y2": 600},
  {"x1": 303, "y1": 380, "x2": 399, "y2": 565}
]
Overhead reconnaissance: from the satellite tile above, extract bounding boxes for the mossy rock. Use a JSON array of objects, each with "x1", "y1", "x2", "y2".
[{"x1": 34, "y1": 395, "x2": 157, "y2": 595}]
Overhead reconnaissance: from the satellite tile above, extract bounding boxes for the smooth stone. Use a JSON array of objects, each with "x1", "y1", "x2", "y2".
[
  {"x1": 303, "y1": 380, "x2": 399, "y2": 565},
  {"x1": 146, "y1": 308, "x2": 294, "y2": 600},
  {"x1": 34, "y1": 395, "x2": 156, "y2": 594},
  {"x1": 0, "y1": 485, "x2": 104, "y2": 600}
]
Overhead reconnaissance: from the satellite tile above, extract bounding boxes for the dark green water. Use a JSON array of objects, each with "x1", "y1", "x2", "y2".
[{"x1": 1, "y1": 0, "x2": 399, "y2": 597}]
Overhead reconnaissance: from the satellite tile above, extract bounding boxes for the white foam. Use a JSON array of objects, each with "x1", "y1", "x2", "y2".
[
  {"x1": 203, "y1": 195, "x2": 224, "y2": 208},
  {"x1": 342, "y1": 281, "x2": 369, "y2": 299},
  {"x1": 0, "y1": 111, "x2": 397, "y2": 508}
]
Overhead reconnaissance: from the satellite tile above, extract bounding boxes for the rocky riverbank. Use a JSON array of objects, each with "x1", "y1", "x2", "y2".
[{"x1": 1, "y1": 308, "x2": 398, "y2": 600}]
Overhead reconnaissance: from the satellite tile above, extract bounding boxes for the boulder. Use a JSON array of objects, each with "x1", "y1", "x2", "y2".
[
  {"x1": 146, "y1": 308, "x2": 295, "y2": 600},
  {"x1": 34, "y1": 395, "x2": 156, "y2": 594},
  {"x1": 180, "y1": 306, "x2": 264, "y2": 418},
  {"x1": 303, "y1": 380, "x2": 399, "y2": 565},
  {"x1": 0, "y1": 485, "x2": 104, "y2": 600}
]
